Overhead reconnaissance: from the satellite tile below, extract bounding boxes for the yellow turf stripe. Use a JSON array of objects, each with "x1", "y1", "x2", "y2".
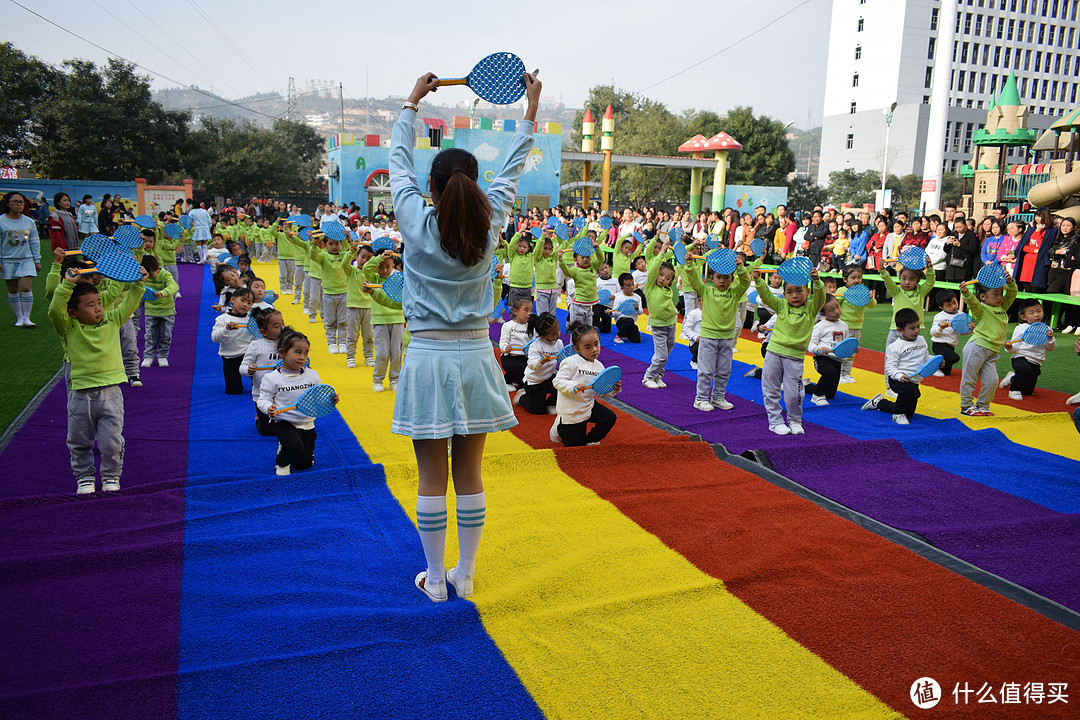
[{"x1": 260, "y1": 264, "x2": 901, "y2": 719}]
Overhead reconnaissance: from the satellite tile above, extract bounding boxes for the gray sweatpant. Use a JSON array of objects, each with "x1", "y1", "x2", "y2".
[
  {"x1": 293, "y1": 266, "x2": 306, "y2": 303},
  {"x1": 842, "y1": 328, "x2": 861, "y2": 377},
  {"x1": 761, "y1": 351, "x2": 805, "y2": 427},
  {"x1": 67, "y1": 384, "x2": 125, "y2": 481},
  {"x1": 568, "y1": 302, "x2": 592, "y2": 327},
  {"x1": 322, "y1": 292, "x2": 348, "y2": 346},
  {"x1": 144, "y1": 315, "x2": 176, "y2": 361},
  {"x1": 535, "y1": 289, "x2": 559, "y2": 316},
  {"x1": 120, "y1": 312, "x2": 140, "y2": 378},
  {"x1": 278, "y1": 259, "x2": 295, "y2": 292},
  {"x1": 507, "y1": 286, "x2": 533, "y2": 313},
  {"x1": 373, "y1": 323, "x2": 405, "y2": 385},
  {"x1": 960, "y1": 341, "x2": 998, "y2": 410},
  {"x1": 346, "y1": 307, "x2": 374, "y2": 361},
  {"x1": 646, "y1": 324, "x2": 676, "y2": 380},
  {"x1": 682, "y1": 292, "x2": 699, "y2": 315},
  {"x1": 695, "y1": 337, "x2": 734, "y2": 404},
  {"x1": 306, "y1": 278, "x2": 323, "y2": 318}
]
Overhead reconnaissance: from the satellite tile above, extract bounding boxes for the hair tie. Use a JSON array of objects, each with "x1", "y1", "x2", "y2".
[{"x1": 452, "y1": 168, "x2": 467, "y2": 176}]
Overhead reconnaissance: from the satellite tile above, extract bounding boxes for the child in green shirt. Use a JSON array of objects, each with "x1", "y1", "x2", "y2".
[
  {"x1": 139, "y1": 255, "x2": 179, "y2": 368},
  {"x1": 958, "y1": 274, "x2": 1018, "y2": 416},
  {"x1": 642, "y1": 238, "x2": 678, "y2": 388},
  {"x1": 342, "y1": 243, "x2": 376, "y2": 367}
]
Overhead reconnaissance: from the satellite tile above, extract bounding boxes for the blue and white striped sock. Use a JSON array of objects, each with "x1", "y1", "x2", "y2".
[
  {"x1": 19, "y1": 292, "x2": 33, "y2": 322},
  {"x1": 455, "y1": 491, "x2": 486, "y2": 578},
  {"x1": 8, "y1": 293, "x2": 21, "y2": 322},
  {"x1": 416, "y1": 495, "x2": 447, "y2": 588}
]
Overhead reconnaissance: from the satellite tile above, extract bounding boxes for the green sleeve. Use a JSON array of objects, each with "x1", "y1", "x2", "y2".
[
  {"x1": 45, "y1": 264, "x2": 61, "y2": 302},
  {"x1": 731, "y1": 262, "x2": 754, "y2": 297},
  {"x1": 112, "y1": 281, "x2": 146, "y2": 325},
  {"x1": 533, "y1": 235, "x2": 546, "y2": 261},
  {"x1": 362, "y1": 254, "x2": 382, "y2": 283},
  {"x1": 49, "y1": 281, "x2": 73, "y2": 336},
  {"x1": 309, "y1": 244, "x2": 323, "y2": 265},
  {"x1": 160, "y1": 271, "x2": 179, "y2": 297},
  {"x1": 590, "y1": 248, "x2": 602, "y2": 272},
  {"x1": 809, "y1": 279, "x2": 826, "y2": 314},
  {"x1": 685, "y1": 259, "x2": 705, "y2": 296},
  {"x1": 755, "y1": 277, "x2": 783, "y2": 312},
  {"x1": 962, "y1": 288, "x2": 983, "y2": 320},
  {"x1": 645, "y1": 254, "x2": 661, "y2": 292},
  {"x1": 881, "y1": 269, "x2": 898, "y2": 296},
  {"x1": 1002, "y1": 278, "x2": 1019, "y2": 309},
  {"x1": 920, "y1": 264, "x2": 936, "y2": 297}
]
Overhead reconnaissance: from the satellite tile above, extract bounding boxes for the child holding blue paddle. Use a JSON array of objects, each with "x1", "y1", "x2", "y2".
[
  {"x1": 241, "y1": 308, "x2": 285, "y2": 436},
  {"x1": 533, "y1": 231, "x2": 560, "y2": 315},
  {"x1": 1000, "y1": 298, "x2": 1056, "y2": 401},
  {"x1": 929, "y1": 290, "x2": 963, "y2": 377},
  {"x1": 836, "y1": 266, "x2": 876, "y2": 383},
  {"x1": 211, "y1": 286, "x2": 254, "y2": 395},
  {"x1": 805, "y1": 294, "x2": 850, "y2": 406},
  {"x1": 641, "y1": 237, "x2": 678, "y2": 389},
  {"x1": 139, "y1": 255, "x2": 179, "y2": 369},
  {"x1": 363, "y1": 252, "x2": 405, "y2": 392},
  {"x1": 505, "y1": 232, "x2": 536, "y2": 311},
  {"x1": 861, "y1": 308, "x2": 929, "y2": 425},
  {"x1": 517, "y1": 311, "x2": 562, "y2": 414},
  {"x1": 880, "y1": 255, "x2": 935, "y2": 346},
  {"x1": 499, "y1": 297, "x2": 533, "y2": 393},
  {"x1": 550, "y1": 322, "x2": 621, "y2": 446},
  {"x1": 958, "y1": 271, "x2": 1017, "y2": 416},
  {"x1": 558, "y1": 239, "x2": 602, "y2": 327}
]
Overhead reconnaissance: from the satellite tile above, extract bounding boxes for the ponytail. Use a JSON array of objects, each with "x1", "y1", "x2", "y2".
[{"x1": 431, "y1": 148, "x2": 491, "y2": 267}]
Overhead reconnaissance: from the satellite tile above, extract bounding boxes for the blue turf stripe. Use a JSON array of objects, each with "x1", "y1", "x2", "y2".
[
  {"x1": 180, "y1": 268, "x2": 542, "y2": 720},
  {"x1": 563, "y1": 308, "x2": 1080, "y2": 514}
]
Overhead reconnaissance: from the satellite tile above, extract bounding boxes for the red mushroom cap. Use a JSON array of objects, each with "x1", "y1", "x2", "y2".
[
  {"x1": 678, "y1": 134, "x2": 710, "y2": 153},
  {"x1": 604, "y1": 104, "x2": 613, "y2": 119},
  {"x1": 584, "y1": 108, "x2": 594, "y2": 122},
  {"x1": 703, "y1": 132, "x2": 743, "y2": 151}
]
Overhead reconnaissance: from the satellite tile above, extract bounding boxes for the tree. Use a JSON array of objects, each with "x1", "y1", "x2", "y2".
[
  {"x1": 826, "y1": 168, "x2": 882, "y2": 206},
  {"x1": 0, "y1": 42, "x2": 57, "y2": 165},
  {"x1": 787, "y1": 175, "x2": 829, "y2": 211},
  {"x1": 712, "y1": 107, "x2": 795, "y2": 186},
  {"x1": 29, "y1": 58, "x2": 190, "y2": 182},
  {"x1": 188, "y1": 117, "x2": 324, "y2": 196}
]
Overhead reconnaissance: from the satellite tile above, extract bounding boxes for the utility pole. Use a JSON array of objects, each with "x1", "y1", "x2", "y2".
[
  {"x1": 339, "y1": 83, "x2": 346, "y2": 136},
  {"x1": 286, "y1": 77, "x2": 299, "y2": 122}
]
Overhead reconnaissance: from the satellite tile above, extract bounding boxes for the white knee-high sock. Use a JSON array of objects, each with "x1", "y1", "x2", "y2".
[
  {"x1": 455, "y1": 491, "x2": 486, "y2": 577},
  {"x1": 8, "y1": 293, "x2": 22, "y2": 322},
  {"x1": 19, "y1": 292, "x2": 33, "y2": 321},
  {"x1": 416, "y1": 495, "x2": 447, "y2": 587},
  {"x1": 197, "y1": 245, "x2": 207, "y2": 263}
]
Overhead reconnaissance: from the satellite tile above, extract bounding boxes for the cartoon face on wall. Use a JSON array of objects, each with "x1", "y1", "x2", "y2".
[{"x1": 524, "y1": 148, "x2": 544, "y2": 174}]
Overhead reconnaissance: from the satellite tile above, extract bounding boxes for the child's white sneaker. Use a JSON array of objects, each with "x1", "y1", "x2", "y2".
[
  {"x1": 839, "y1": 375, "x2": 856, "y2": 384},
  {"x1": 389, "y1": 380, "x2": 398, "y2": 391},
  {"x1": 811, "y1": 395, "x2": 829, "y2": 406},
  {"x1": 346, "y1": 357, "x2": 356, "y2": 368},
  {"x1": 365, "y1": 358, "x2": 375, "y2": 366},
  {"x1": 1008, "y1": 390, "x2": 1023, "y2": 400},
  {"x1": 655, "y1": 377, "x2": 667, "y2": 388},
  {"x1": 76, "y1": 477, "x2": 96, "y2": 494},
  {"x1": 643, "y1": 378, "x2": 660, "y2": 389},
  {"x1": 275, "y1": 464, "x2": 291, "y2": 476},
  {"x1": 446, "y1": 566, "x2": 473, "y2": 597},
  {"x1": 158, "y1": 358, "x2": 169, "y2": 368},
  {"x1": 769, "y1": 424, "x2": 791, "y2": 436},
  {"x1": 693, "y1": 400, "x2": 714, "y2": 412},
  {"x1": 892, "y1": 414, "x2": 909, "y2": 425},
  {"x1": 1068, "y1": 392, "x2": 1080, "y2": 405},
  {"x1": 513, "y1": 388, "x2": 526, "y2": 406},
  {"x1": 861, "y1": 393, "x2": 882, "y2": 411},
  {"x1": 689, "y1": 361, "x2": 698, "y2": 370},
  {"x1": 415, "y1": 571, "x2": 447, "y2": 602},
  {"x1": 549, "y1": 417, "x2": 561, "y2": 443},
  {"x1": 788, "y1": 422, "x2": 805, "y2": 435},
  {"x1": 102, "y1": 477, "x2": 120, "y2": 492},
  {"x1": 744, "y1": 367, "x2": 759, "y2": 377},
  {"x1": 140, "y1": 357, "x2": 152, "y2": 368},
  {"x1": 999, "y1": 371, "x2": 1014, "y2": 389},
  {"x1": 1063, "y1": 325, "x2": 1075, "y2": 334},
  {"x1": 328, "y1": 344, "x2": 337, "y2": 354},
  {"x1": 932, "y1": 370, "x2": 944, "y2": 377},
  {"x1": 309, "y1": 315, "x2": 318, "y2": 323},
  {"x1": 711, "y1": 398, "x2": 734, "y2": 410},
  {"x1": 372, "y1": 384, "x2": 384, "y2": 393},
  {"x1": 291, "y1": 297, "x2": 301, "y2": 304}
]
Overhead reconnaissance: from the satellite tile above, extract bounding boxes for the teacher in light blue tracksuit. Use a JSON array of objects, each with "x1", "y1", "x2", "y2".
[{"x1": 390, "y1": 70, "x2": 542, "y2": 604}]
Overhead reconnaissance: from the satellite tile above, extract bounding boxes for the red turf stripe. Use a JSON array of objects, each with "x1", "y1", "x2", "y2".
[{"x1": 508, "y1": 405, "x2": 1080, "y2": 718}]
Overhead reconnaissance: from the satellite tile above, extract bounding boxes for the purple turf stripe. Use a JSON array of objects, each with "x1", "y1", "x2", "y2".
[
  {"x1": 600, "y1": 341, "x2": 1080, "y2": 612},
  {"x1": 0, "y1": 264, "x2": 202, "y2": 719}
]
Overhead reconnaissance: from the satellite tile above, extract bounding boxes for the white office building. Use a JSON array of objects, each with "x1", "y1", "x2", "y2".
[{"x1": 818, "y1": 0, "x2": 1080, "y2": 187}]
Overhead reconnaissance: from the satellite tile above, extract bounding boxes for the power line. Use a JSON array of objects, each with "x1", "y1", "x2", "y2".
[
  {"x1": 184, "y1": 0, "x2": 280, "y2": 94},
  {"x1": 8, "y1": 0, "x2": 283, "y2": 121},
  {"x1": 122, "y1": 0, "x2": 241, "y2": 97},
  {"x1": 638, "y1": 0, "x2": 817, "y2": 93},
  {"x1": 218, "y1": 0, "x2": 289, "y2": 81}
]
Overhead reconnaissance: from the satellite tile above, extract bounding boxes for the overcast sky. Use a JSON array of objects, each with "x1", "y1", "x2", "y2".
[{"x1": 9, "y1": 0, "x2": 832, "y2": 127}]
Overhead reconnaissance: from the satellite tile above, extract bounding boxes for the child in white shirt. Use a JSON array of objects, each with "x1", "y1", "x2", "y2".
[
  {"x1": 211, "y1": 287, "x2": 254, "y2": 394},
  {"x1": 498, "y1": 297, "x2": 533, "y2": 392},
  {"x1": 861, "y1": 308, "x2": 929, "y2": 425},
  {"x1": 550, "y1": 322, "x2": 621, "y2": 447},
  {"x1": 1000, "y1": 298, "x2": 1057, "y2": 400},
  {"x1": 805, "y1": 295, "x2": 850, "y2": 406},
  {"x1": 516, "y1": 312, "x2": 563, "y2": 415},
  {"x1": 929, "y1": 290, "x2": 961, "y2": 376},
  {"x1": 681, "y1": 307, "x2": 701, "y2": 369}
]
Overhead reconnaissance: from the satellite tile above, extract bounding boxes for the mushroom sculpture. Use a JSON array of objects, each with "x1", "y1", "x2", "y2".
[
  {"x1": 703, "y1": 132, "x2": 743, "y2": 213},
  {"x1": 678, "y1": 134, "x2": 711, "y2": 214}
]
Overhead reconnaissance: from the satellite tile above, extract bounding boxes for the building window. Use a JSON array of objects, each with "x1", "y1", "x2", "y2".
[
  {"x1": 979, "y1": 179, "x2": 987, "y2": 194},
  {"x1": 963, "y1": 12, "x2": 971, "y2": 33},
  {"x1": 1047, "y1": 25, "x2": 1055, "y2": 44},
  {"x1": 925, "y1": 67, "x2": 934, "y2": 89},
  {"x1": 1022, "y1": 77, "x2": 1028, "y2": 94},
  {"x1": 850, "y1": 101, "x2": 857, "y2": 114},
  {"x1": 930, "y1": 7, "x2": 939, "y2": 30},
  {"x1": 923, "y1": 95, "x2": 930, "y2": 104},
  {"x1": 968, "y1": 72, "x2": 976, "y2": 92},
  {"x1": 996, "y1": 16, "x2": 1004, "y2": 38},
  {"x1": 853, "y1": 73, "x2": 860, "y2": 87},
  {"x1": 927, "y1": 37, "x2": 935, "y2": 59},
  {"x1": 857, "y1": 17, "x2": 864, "y2": 31},
  {"x1": 1003, "y1": 47, "x2": 1011, "y2": 67},
  {"x1": 855, "y1": 45, "x2": 862, "y2": 60},
  {"x1": 956, "y1": 70, "x2": 965, "y2": 91},
  {"x1": 974, "y1": 14, "x2": 982, "y2": 34},
  {"x1": 846, "y1": 134, "x2": 854, "y2": 150},
  {"x1": 960, "y1": 42, "x2": 969, "y2": 63},
  {"x1": 1007, "y1": 18, "x2": 1015, "y2": 40},
  {"x1": 979, "y1": 73, "x2": 986, "y2": 92}
]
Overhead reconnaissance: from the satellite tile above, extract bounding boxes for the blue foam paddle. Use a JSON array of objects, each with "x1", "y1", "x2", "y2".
[
  {"x1": 704, "y1": 233, "x2": 720, "y2": 250},
  {"x1": 572, "y1": 366, "x2": 621, "y2": 395},
  {"x1": 296, "y1": 214, "x2": 313, "y2": 228},
  {"x1": 823, "y1": 336, "x2": 859, "y2": 359},
  {"x1": 842, "y1": 284, "x2": 872, "y2": 307},
  {"x1": 554, "y1": 223, "x2": 570, "y2": 241},
  {"x1": 706, "y1": 248, "x2": 737, "y2": 275},
  {"x1": 91, "y1": 252, "x2": 143, "y2": 282},
  {"x1": 899, "y1": 245, "x2": 927, "y2": 270},
  {"x1": 529, "y1": 227, "x2": 543, "y2": 239},
  {"x1": 320, "y1": 221, "x2": 347, "y2": 242},
  {"x1": 491, "y1": 297, "x2": 507, "y2": 318},
  {"x1": 948, "y1": 312, "x2": 974, "y2": 335},
  {"x1": 573, "y1": 217, "x2": 587, "y2": 231},
  {"x1": 178, "y1": 214, "x2": 193, "y2": 229},
  {"x1": 490, "y1": 256, "x2": 502, "y2": 280},
  {"x1": 598, "y1": 216, "x2": 613, "y2": 231},
  {"x1": 777, "y1": 256, "x2": 814, "y2": 286},
  {"x1": 225, "y1": 255, "x2": 241, "y2": 268},
  {"x1": 596, "y1": 288, "x2": 612, "y2": 306},
  {"x1": 164, "y1": 223, "x2": 183, "y2": 239},
  {"x1": 556, "y1": 345, "x2": 577, "y2": 363},
  {"x1": 142, "y1": 286, "x2": 158, "y2": 303},
  {"x1": 546, "y1": 217, "x2": 558, "y2": 228},
  {"x1": 616, "y1": 298, "x2": 638, "y2": 316},
  {"x1": 298, "y1": 227, "x2": 313, "y2": 242},
  {"x1": 112, "y1": 225, "x2": 143, "y2": 249},
  {"x1": 254, "y1": 358, "x2": 311, "y2": 371},
  {"x1": 368, "y1": 272, "x2": 404, "y2": 303},
  {"x1": 439, "y1": 52, "x2": 527, "y2": 105},
  {"x1": 668, "y1": 225, "x2": 685, "y2": 244},
  {"x1": 133, "y1": 214, "x2": 156, "y2": 229},
  {"x1": 573, "y1": 238, "x2": 595, "y2": 257},
  {"x1": 372, "y1": 236, "x2": 394, "y2": 253},
  {"x1": 262, "y1": 290, "x2": 277, "y2": 304},
  {"x1": 976, "y1": 264, "x2": 1007, "y2": 289},
  {"x1": 749, "y1": 238, "x2": 766, "y2": 257},
  {"x1": 274, "y1": 383, "x2": 337, "y2": 418},
  {"x1": 349, "y1": 230, "x2": 359, "y2": 241},
  {"x1": 672, "y1": 243, "x2": 704, "y2": 265},
  {"x1": 245, "y1": 315, "x2": 263, "y2": 338},
  {"x1": 1006, "y1": 322, "x2": 1052, "y2": 347},
  {"x1": 747, "y1": 289, "x2": 759, "y2": 305},
  {"x1": 911, "y1": 354, "x2": 944, "y2": 380},
  {"x1": 74, "y1": 234, "x2": 119, "y2": 261}
]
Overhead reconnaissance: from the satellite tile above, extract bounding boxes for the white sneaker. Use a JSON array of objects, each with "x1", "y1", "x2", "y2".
[
  {"x1": 861, "y1": 393, "x2": 883, "y2": 411},
  {"x1": 21, "y1": 318, "x2": 35, "y2": 328},
  {"x1": 811, "y1": 395, "x2": 829, "y2": 406},
  {"x1": 102, "y1": 477, "x2": 120, "y2": 492},
  {"x1": 513, "y1": 388, "x2": 526, "y2": 406},
  {"x1": 128, "y1": 376, "x2": 142, "y2": 387},
  {"x1": 446, "y1": 566, "x2": 474, "y2": 597},
  {"x1": 389, "y1": 380, "x2": 398, "y2": 391},
  {"x1": 365, "y1": 358, "x2": 375, "y2": 367},
  {"x1": 769, "y1": 424, "x2": 791, "y2": 436},
  {"x1": 346, "y1": 358, "x2": 356, "y2": 368},
  {"x1": 549, "y1": 416, "x2": 561, "y2": 443},
  {"x1": 999, "y1": 371, "x2": 1014, "y2": 389},
  {"x1": 1066, "y1": 391, "x2": 1080, "y2": 405},
  {"x1": 711, "y1": 398, "x2": 734, "y2": 410},
  {"x1": 158, "y1": 358, "x2": 169, "y2": 368},
  {"x1": 1075, "y1": 327, "x2": 1080, "y2": 336},
  {"x1": 276, "y1": 464, "x2": 291, "y2": 476},
  {"x1": 884, "y1": 390, "x2": 897, "y2": 400},
  {"x1": 415, "y1": 571, "x2": 447, "y2": 602},
  {"x1": 76, "y1": 477, "x2": 96, "y2": 494},
  {"x1": 1008, "y1": 390, "x2": 1023, "y2": 400},
  {"x1": 328, "y1": 344, "x2": 337, "y2": 354},
  {"x1": 309, "y1": 315, "x2": 318, "y2": 323},
  {"x1": 839, "y1": 375, "x2": 856, "y2": 384},
  {"x1": 689, "y1": 361, "x2": 698, "y2": 370},
  {"x1": 655, "y1": 378, "x2": 667, "y2": 388},
  {"x1": 372, "y1": 384, "x2": 384, "y2": 393},
  {"x1": 892, "y1": 414, "x2": 909, "y2": 425},
  {"x1": 932, "y1": 370, "x2": 945, "y2": 377},
  {"x1": 292, "y1": 298, "x2": 301, "y2": 304},
  {"x1": 140, "y1": 357, "x2": 152, "y2": 368},
  {"x1": 693, "y1": 400, "x2": 714, "y2": 412},
  {"x1": 505, "y1": 384, "x2": 516, "y2": 393},
  {"x1": 643, "y1": 378, "x2": 660, "y2": 389},
  {"x1": 547, "y1": 406, "x2": 558, "y2": 414},
  {"x1": 1063, "y1": 325, "x2": 1075, "y2": 334},
  {"x1": 744, "y1": 367, "x2": 759, "y2": 378},
  {"x1": 788, "y1": 422, "x2": 804, "y2": 435},
  {"x1": 174, "y1": 291, "x2": 182, "y2": 299}
]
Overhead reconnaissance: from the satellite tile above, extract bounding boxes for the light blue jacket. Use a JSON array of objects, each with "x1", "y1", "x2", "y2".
[{"x1": 389, "y1": 108, "x2": 534, "y2": 333}]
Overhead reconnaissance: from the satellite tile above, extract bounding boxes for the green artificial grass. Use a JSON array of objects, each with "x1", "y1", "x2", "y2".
[
  {"x1": 857, "y1": 303, "x2": 1077, "y2": 395},
  {"x1": 1, "y1": 262, "x2": 64, "y2": 437}
]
